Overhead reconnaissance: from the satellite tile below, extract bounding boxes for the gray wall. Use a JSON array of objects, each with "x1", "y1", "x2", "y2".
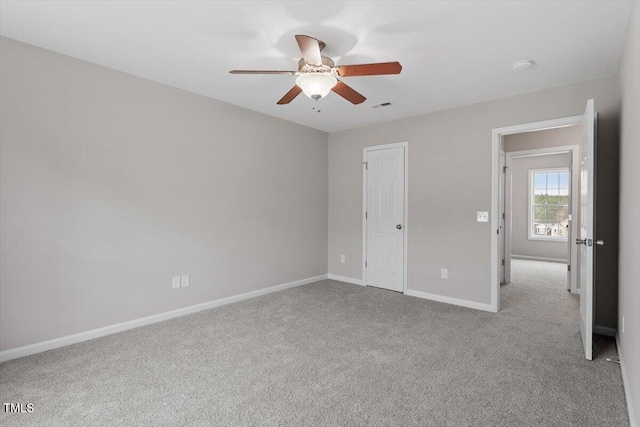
[
  {"x1": 509, "y1": 153, "x2": 571, "y2": 261},
  {"x1": 504, "y1": 125, "x2": 582, "y2": 152},
  {"x1": 0, "y1": 37, "x2": 329, "y2": 351},
  {"x1": 328, "y1": 75, "x2": 620, "y2": 310},
  {"x1": 618, "y1": 2, "x2": 640, "y2": 423}
]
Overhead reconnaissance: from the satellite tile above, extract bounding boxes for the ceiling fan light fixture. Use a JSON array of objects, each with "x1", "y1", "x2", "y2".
[
  {"x1": 231, "y1": 35, "x2": 401, "y2": 105},
  {"x1": 295, "y1": 73, "x2": 337, "y2": 100}
]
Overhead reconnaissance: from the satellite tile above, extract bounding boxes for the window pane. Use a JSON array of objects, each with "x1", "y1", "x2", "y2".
[
  {"x1": 558, "y1": 207, "x2": 569, "y2": 221},
  {"x1": 559, "y1": 223, "x2": 569, "y2": 238},
  {"x1": 530, "y1": 169, "x2": 569, "y2": 240},
  {"x1": 552, "y1": 222, "x2": 564, "y2": 237},
  {"x1": 534, "y1": 222, "x2": 548, "y2": 235},
  {"x1": 534, "y1": 173, "x2": 546, "y2": 191},
  {"x1": 559, "y1": 172, "x2": 569, "y2": 189},
  {"x1": 534, "y1": 193, "x2": 547, "y2": 204}
]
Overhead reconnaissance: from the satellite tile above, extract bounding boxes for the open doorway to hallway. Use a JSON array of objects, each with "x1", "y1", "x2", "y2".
[
  {"x1": 493, "y1": 101, "x2": 600, "y2": 361},
  {"x1": 500, "y1": 125, "x2": 581, "y2": 304}
]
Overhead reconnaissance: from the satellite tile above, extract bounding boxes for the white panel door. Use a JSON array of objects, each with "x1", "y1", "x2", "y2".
[
  {"x1": 365, "y1": 146, "x2": 405, "y2": 292},
  {"x1": 578, "y1": 99, "x2": 595, "y2": 361}
]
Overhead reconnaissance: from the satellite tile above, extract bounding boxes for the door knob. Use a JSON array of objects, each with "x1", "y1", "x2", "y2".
[
  {"x1": 596, "y1": 240, "x2": 604, "y2": 246},
  {"x1": 396, "y1": 224, "x2": 403, "y2": 230},
  {"x1": 576, "y1": 238, "x2": 586, "y2": 245}
]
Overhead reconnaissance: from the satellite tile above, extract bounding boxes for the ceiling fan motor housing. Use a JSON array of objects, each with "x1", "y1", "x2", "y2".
[{"x1": 297, "y1": 57, "x2": 336, "y2": 73}]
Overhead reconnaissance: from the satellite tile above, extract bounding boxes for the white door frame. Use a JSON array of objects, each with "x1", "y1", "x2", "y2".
[
  {"x1": 504, "y1": 145, "x2": 580, "y2": 294},
  {"x1": 491, "y1": 115, "x2": 582, "y2": 312},
  {"x1": 362, "y1": 141, "x2": 409, "y2": 293},
  {"x1": 499, "y1": 150, "x2": 506, "y2": 285}
]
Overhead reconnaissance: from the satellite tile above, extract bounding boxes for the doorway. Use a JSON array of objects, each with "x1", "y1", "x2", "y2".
[
  {"x1": 491, "y1": 101, "x2": 597, "y2": 361},
  {"x1": 362, "y1": 142, "x2": 408, "y2": 293},
  {"x1": 504, "y1": 145, "x2": 580, "y2": 294}
]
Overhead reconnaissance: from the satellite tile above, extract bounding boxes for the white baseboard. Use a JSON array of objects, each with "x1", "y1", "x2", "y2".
[
  {"x1": 0, "y1": 274, "x2": 328, "y2": 363},
  {"x1": 594, "y1": 325, "x2": 616, "y2": 337},
  {"x1": 512, "y1": 254, "x2": 567, "y2": 263},
  {"x1": 616, "y1": 333, "x2": 638, "y2": 427},
  {"x1": 327, "y1": 274, "x2": 364, "y2": 286},
  {"x1": 404, "y1": 289, "x2": 494, "y2": 312}
]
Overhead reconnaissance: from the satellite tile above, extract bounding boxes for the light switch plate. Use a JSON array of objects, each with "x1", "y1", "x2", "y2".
[
  {"x1": 441, "y1": 268, "x2": 448, "y2": 279},
  {"x1": 172, "y1": 277, "x2": 181, "y2": 290},
  {"x1": 181, "y1": 275, "x2": 190, "y2": 288},
  {"x1": 477, "y1": 211, "x2": 489, "y2": 222},
  {"x1": 340, "y1": 254, "x2": 346, "y2": 263}
]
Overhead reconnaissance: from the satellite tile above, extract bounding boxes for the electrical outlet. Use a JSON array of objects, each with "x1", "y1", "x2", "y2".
[
  {"x1": 340, "y1": 254, "x2": 346, "y2": 263},
  {"x1": 441, "y1": 268, "x2": 448, "y2": 279},
  {"x1": 181, "y1": 275, "x2": 190, "y2": 288},
  {"x1": 172, "y1": 276, "x2": 181, "y2": 290}
]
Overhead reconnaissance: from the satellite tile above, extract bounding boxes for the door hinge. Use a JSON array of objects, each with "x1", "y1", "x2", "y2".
[
  {"x1": 568, "y1": 265, "x2": 571, "y2": 272},
  {"x1": 497, "y1": 229, "x2": 500, "y2": 235},
  {"x1": 363, "y1": 162, "x2": 368, "y2": 169},
  {"x1": 503, "y1": 166, "x2": 507, "y2": 173},
  {"x1": 502, "y1": 259, "x2": 505, "y2": 266},
  {"x1": 502, "y1": 212, "x2": 505, "y2": 219},
  {"x1": 365, "y1": 211, "x2": 368, "y2": 219},
  {"x1": 365, "y1": 261, "x2": 368, "y2": 268}
]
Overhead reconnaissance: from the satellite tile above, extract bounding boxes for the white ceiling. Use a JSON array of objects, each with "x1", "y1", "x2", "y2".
[{"x1": 0, "y1": 1, "x2": 633, "y2": 132}]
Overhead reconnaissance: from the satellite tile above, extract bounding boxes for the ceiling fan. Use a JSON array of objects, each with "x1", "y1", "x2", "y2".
[{"x1": 230, "y1": 35, "x2": 402, "y2": 105}]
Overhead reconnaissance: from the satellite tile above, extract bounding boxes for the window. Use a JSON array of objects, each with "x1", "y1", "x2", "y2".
[{"x1": 529, "y1": 168, "x2": 570, "y2": 241}]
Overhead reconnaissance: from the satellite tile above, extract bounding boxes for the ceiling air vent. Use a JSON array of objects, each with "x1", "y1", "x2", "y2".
[{"x1": 371, "y1": 102, "x2": 393, "y2": 108}]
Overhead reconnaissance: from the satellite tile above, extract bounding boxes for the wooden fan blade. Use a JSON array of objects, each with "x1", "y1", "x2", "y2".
[
  {"x1": 336, "y1": 61, "x2": 402, "y2": 77},
  {"x1": 295, "y1": 35, "x2": 322, "y2": 66},
  {"x1": 277, "y1": 85, "x2": 302, "y2": 105},
  {"x1": 230, "y1": 70, "x2": 296, "y2": 75},
  {"x1": 331, "y1": 80, "x2": 366, "y2": 105}
]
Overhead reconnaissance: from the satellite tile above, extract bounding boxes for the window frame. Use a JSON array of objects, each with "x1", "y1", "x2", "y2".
[{"x1": 528, "y1": 167, "x2": 570, "y2": 242}]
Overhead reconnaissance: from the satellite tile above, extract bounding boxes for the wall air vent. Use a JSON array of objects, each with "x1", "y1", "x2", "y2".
[{"x1": 371, "y1": 102, "x2": 393, "y2": 108}]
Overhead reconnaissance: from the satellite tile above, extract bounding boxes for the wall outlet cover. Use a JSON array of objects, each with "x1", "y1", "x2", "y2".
[
  {"x1": 172, "y1": 277, "x2": 181, "y2": 290},
  {"x1": 181, "y1": 275, "x2": 190, "y2": 288},
  {"x1": 477, "y1": 211, "x2": 489, "y2": 222},
  {"x1": 340, "y1": 254, "x2": 346, "y2": 263},
  {"x1": 441, "y1": 268, "x2": 448, "y2": 279}
]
